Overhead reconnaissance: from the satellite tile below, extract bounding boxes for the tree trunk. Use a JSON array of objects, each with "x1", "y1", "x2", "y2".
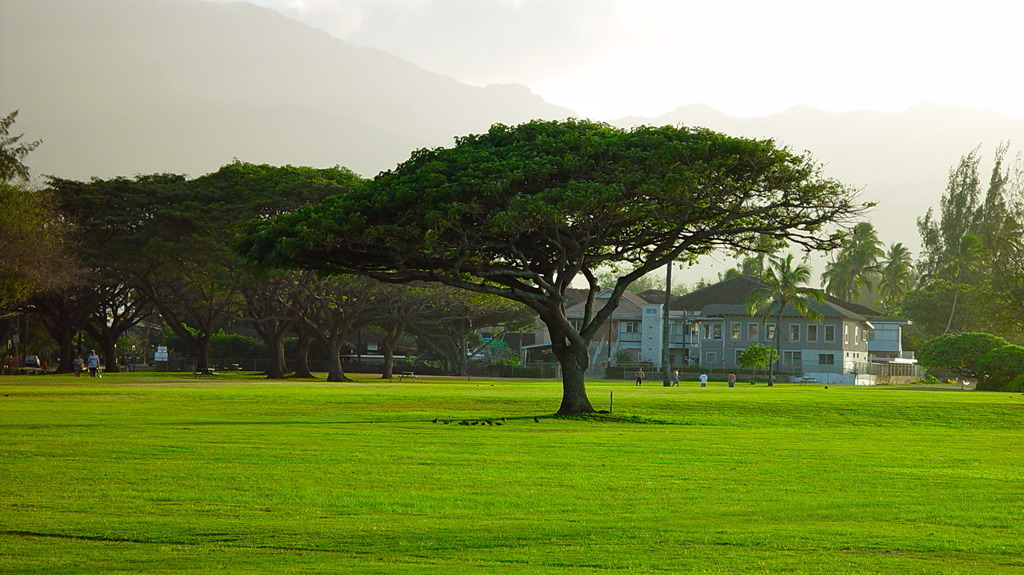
[
  {"x1": 324, "y1": 337, "x2": 352, "y2": 382},
  {"x1": 265, "y1": 331, "x2": 288, "y2": 379},
  {"x1": 380, "y1": 323, "x2": 403, "y2": 379},
  {"x1": 195, "y1": 334, "x2": 212, "y2": 374},
  {"x1": 54, "y1": 328, "x2": 74, "y2": 374},
  {"x1": 768, "y1": 308, "x2": 783, "y2": 386},
  {"x1": 98, "y1": 335, "x2": 118, "y2": 374},
  {"x1": 291, "y1": 332, "x2": 315, "y2": 378},
  {"x1": 552, "y1": 341, "x2": 595, "y2": 416},
  {"x1": 456, "y1": 333, "x2": 469, "y2": 376}
]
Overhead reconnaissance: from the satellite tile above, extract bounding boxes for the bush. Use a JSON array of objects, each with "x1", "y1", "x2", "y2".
[
  {"x1": 976, "y1": 345, "x2": 1024, "y2": 391},
  {"x1": 210, "y1": 333, "x2": 268, "y2": 360},
  {"x1": 1005, "y1": 374, "x2": 1024, "y2": 393},
  {"x1": 917, "y1": 332, "x2": 1008, "y2": 380}
]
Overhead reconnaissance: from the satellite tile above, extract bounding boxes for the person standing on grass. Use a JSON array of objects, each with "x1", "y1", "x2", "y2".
[
  {"x1": 671, "y1": 368, "x2": 680, "y2": 386},
  {"x1": 86, "y1": 350, "x2": 101, "y2": 377},
  {"x1": 72, "y1": 354, "x2": 84, "y2": 377},
  {"x1": 727, "y1": 371, "x2": 736, "y2": 388},
  {"x1": 699, "y1": 371, "x2": 708, "y2": 387},
  {"x1": 635, "y1": 368, "x2": 645, "y2": 386}
]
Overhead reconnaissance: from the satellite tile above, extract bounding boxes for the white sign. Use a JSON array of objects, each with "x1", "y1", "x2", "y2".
[{"x1": 154, "y1": 346, "x2": 168, "y2": 362}]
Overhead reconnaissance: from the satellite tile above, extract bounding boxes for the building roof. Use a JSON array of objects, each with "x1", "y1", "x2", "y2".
[
  {"x1": 565, "y1": 289, "x2": 649, "y2": 321},
  {"x1": 669, "y1": 275, "x2": 883, "y2": 321}
]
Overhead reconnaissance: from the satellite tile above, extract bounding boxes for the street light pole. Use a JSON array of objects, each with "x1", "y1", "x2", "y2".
[{"x1": 661, "y1": 261, "x2": 673, "y2": 386}]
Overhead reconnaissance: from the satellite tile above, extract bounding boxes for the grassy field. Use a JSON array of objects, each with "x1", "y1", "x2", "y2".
[{"x1": 2, "y1": 372, "x2": 1023, "y2": 574}]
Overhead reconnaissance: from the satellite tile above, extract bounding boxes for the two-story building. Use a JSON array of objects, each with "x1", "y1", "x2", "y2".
[
  {"x1": 526, "y1": 275, "x2": 910, "y2": 384},
  {"x1": 665, "y1": 275, "x2": 881, "y2": 384}
]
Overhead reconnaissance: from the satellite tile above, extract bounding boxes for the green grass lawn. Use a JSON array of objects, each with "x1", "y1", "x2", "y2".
[{"x1": 2, "y1": 373, "x2": 1023, "y2": 574}]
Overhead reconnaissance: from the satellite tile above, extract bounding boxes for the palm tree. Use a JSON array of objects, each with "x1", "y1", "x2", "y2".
[
  {"x1": 877, "y1": 243, "x2": 914, "y2": 312},
  {"x1": 747, "y1": 254, "x2": 824, "y2": 386},
  {"x1": 821, "y1": 222, "x2": 884, "y2": 302}
]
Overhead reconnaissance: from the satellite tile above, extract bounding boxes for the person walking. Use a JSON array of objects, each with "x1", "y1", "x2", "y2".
[
  {"x1": 635, "y1": 368, "x2": 645, "y2": 386},
  {"x1": 86, "y1": 350, "x2": 101, "y2": 378},
  {"x1": 699, "y1": 371, "x2": 708, "y2": 387},
  {"x1": 727, "y1": 371, "x2": 736, "y2": 388},
  {"x1": 671, "y1": 368, "x2": 680, "y2": 386},
  {"x1": 72, "y1": 354, "x2": 84, "y2": 377}
]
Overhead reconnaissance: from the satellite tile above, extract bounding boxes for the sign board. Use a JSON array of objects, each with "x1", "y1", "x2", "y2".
[{"x1": 154, "y1": 346, "x2": 168, "y2": 362}]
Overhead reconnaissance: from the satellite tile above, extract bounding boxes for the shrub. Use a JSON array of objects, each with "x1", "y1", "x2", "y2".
[
  {"x1": 1006, "y1": 374, "x2": 1024, "y2": 393},
  {"x1": 976, "y1": 345, "x2": 1024, "y2": 391},
  {"x1": 210, "y1": 333, "x2": 268, "y2": 360},
  {"x1": 917, "y1": 332, "x2": 1008, "y2": 381}
]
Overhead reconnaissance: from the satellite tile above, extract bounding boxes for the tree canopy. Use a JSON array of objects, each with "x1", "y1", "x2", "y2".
[
  {"x1": 240, "y1": 119, "x2": 867, "y2": 414},
  {"x1": 916, "y1": 332, "x2": 1008, "y2": 382}
]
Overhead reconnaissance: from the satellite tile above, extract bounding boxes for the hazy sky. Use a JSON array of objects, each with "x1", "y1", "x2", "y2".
[{"x1": 205, "y1": 0, "x2": 1022, "y2": 120}]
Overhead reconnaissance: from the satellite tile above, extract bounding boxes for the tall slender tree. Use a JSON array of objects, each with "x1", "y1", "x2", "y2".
[
  {"x1": 820, "y1": 222, "x2": 884, "y2": 302},
  {"x1": 0, "y1": 110, "x2": 41, "y2": 184},
  {"x1": 876, "y1": 242, "x2": 914, "y2": 313},
  {"x1": 747, "y1": 254, "x2": 824, "y2": 386}
]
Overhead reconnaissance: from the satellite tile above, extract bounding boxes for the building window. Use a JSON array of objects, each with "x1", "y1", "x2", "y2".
[
  {"x1": 845, "y1": 325, "x2": 850, "y2": 345},
  {"x1": 819, "y1": 354, "x2": 835, "y2": 365},
  {"x1": 824, "y1": 325, "x2": 836, "y2": 342},
  {"x1": 789, "y1": 324, "x2": 800, "y2": 342},
  {"x1": 783, "y1": 351, "x2": 802, "y2": 366},
  {"x1": 702, "y1": 324, "x2": 722, "y2": 340},
  {"x1": 705, "y1": 351, "x2": 718, "y2": 364},
  {"x1": 766, "y1": 323, "x2": 776, "y2": 341},
  {"x1": 807, "y1": 325, "x2": 818, "y2": 342},
  {"x1": 747, "y1": 323, "x2": 759, "y2": 341},
  {"x1": 624, "y1": 321, "x2": 640, "y2": 333},
  {"x1": 731, "y1": 322, "x2": 741, "y2": 340},
  {"x1": 645, "y1": 307, "x2": 658, "y2": 315},
  {"x1": 735, "y1": 349, "x2": 745, "y2": 364}
]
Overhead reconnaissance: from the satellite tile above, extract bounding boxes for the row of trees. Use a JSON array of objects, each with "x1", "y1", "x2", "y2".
[
  {"x1": 725, "y1": 144, "x2": 1024, "y2": 346},
  {"x1": 6, "y1": 108, "x2": 1020, "y2": 405},
  {"x1": 2, "y1": 112, "x2": 535, "y2": 379}
]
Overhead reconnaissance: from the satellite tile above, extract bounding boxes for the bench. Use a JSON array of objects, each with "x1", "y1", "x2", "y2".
[
  {"x1": 800, "y1": 376, "x2": 817, "y2": 384},
  {"x1": 398, "y1": 371, "x2": 416, "y2": 382},
  {"x1": 193, "y1": 370, "x2": 219, "y2": 378}
]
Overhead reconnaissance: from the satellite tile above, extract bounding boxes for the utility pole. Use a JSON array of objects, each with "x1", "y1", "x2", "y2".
[{"x1": 661, "y1": 261, "x2": 673, "y2": 386}]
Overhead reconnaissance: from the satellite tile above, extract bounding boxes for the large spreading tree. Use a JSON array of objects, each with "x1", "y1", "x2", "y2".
[{"x1": 240, "y1": 120, "x2": 866, "y2": 414}]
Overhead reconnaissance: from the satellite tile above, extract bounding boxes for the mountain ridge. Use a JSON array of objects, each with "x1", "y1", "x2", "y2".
[{"x1": 3, "y1": 0, "x2": 1024, "y2": 255}]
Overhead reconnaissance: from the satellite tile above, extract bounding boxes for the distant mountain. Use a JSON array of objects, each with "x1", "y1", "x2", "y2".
[
  {"x1": 0, "y1": 0, "x2": 575, "y2": 180},
  {"x1": 3, "y1": 0, "x2": 1023, "y2": 257},
  {"x1": 617, "y1": 103, "x2": 1024, "y2": 253}
]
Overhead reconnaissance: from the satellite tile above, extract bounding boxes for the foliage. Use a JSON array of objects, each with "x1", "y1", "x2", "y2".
[
  {"x1": 1006, "y1": 374, "x2": 1024, "y2": 393},
  {"x1": 593, "y1": 266, "x2": 667, "y2": 294},
  {"x1": 240, "y1": 119, "x2": 866, "y2": 414},
  {"x1": 876, "y1": 242, "x2": 915, "y2": 312},
  {"x1": 820, "y1": 222, "x2": 884, "y2": 302},
  {"x1": 911, "y1": 145, "x2": 1023, "y2": 339},
  {"x1": 0, "y1": 185, "x2": 67, "y2": 307},
  {"x1": 47, "y1": 163, "x2": 366, "y2": 373},
  {"x1": 916, "y1": 332, "x2": 1008, "y2": 382},
  {"x1": 975, "y1": 345, "x2": 1024, "y2": 391},
  {"x1": 167, "y1": 331, "x2": 268, "y2": 360},
  {"x1": 747, "y1": 254, "x2": 824, "y2": 385},
  {"x1": 0, "y1": 110, "x2": 42, "y2": 184},
  {"x1": 0, "y1": 114, "x2": 63, "y2": 308},
  {"x1": 737, "y1": 343, "x2": 778, "y2": 371}
]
